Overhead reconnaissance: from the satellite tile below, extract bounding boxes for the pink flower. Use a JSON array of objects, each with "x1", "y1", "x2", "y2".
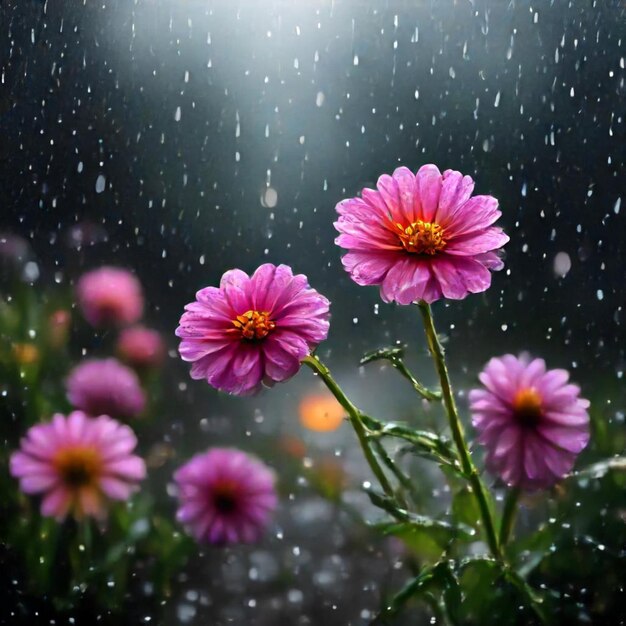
[
  {"x1": 66, "y1": 358, "x2": 146, "y2": 418},
  {"x1": 469, "y1": 355, "x2": 590, "y2": 490},
  {"x1": 334, "y1": 165, "x2": 509, "y2": 304},
  {"x1": 176, "y1": 264, "x2": 330, "y2": 396},
  {"x1": 174, "y1": 448, "x2": 277, "y2": 545},
  {"x1": 76, "y1": 267, "x2": 143, "y2": 327},
  {"x1": 10, "y1": 411, "x2": 146, "y2": 520},
  {"x1": 116, "y1": 326, "x2": 166, "y2": 369}
]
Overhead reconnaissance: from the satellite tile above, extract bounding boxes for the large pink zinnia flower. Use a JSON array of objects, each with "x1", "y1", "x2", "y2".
[
  {"x1": 174, "y1": 448, "x2": 277, "y2": 545},
  {"x1": 176, "y1": 263, "x2": 330, "y2": 396},
  {"x1": 469, "y1": 355, "x2": 590, "y2": 490},
  {"x1": 66, "y1": 358, "x2": 146, "y2": 418},
  {"x1": 334, "y1": 165, "x2": 509, "y2": 304},
  {"x1": 10, "y1": 411, "x2": 146, "y2": 520},
  {"x1": 76, "y1": 266, "x2": 143, "y2": 327}
]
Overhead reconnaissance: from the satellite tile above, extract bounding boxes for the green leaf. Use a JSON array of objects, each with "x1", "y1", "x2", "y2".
[
  {"x1": 451, "y1": 486, "x2": 482, "y2": 531},
  {"x1": 360, "y1": 345, "x2": 406, "y2": 364},
  {"x1": 374, "y1": 560, "x2": 462, "y2": 624},
  {"x1": 437, "y1": 562, "x2": 463, "y2": 626},
  {"x1": 359, "y1": 346, "x2": 441, "y2": 400},
  {"x1": 373, "y1": 563, "x2": 439, "y2": 622},
  {"x1": 570, "y1": 455, "x2": 626, "y2": 480},
  {"x1": 362, "y1": 416, "x2": 461, "y2": 472},
  {"x1": 366, "y1": 489, "x2": 410, "y2": 521},
  {"x1": 373, "y1": 516, "x2": 474, "y2": 565},
  {"x1": 457, "y1": 558, "x2": 503, "y2": 623}
]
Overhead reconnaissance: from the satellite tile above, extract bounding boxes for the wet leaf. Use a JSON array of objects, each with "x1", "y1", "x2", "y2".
[
  {"x1": 360, "y1": 345, "x2": 406, "y2": 364},
  {"x1": 451, "y1": 486, "x2": 482, "y2": 530},
  {"x1": 570, "y1": 456, "x2": 626, "y2": 480}
]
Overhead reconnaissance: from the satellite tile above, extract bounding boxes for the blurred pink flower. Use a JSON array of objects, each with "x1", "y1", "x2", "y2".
[
  {"x1": 334, "y1": 165, "x2": 509, "y2": 304},
  {"x1": 176, "y1": 263, "x2": 330, "y2": 395},
  {"x1": 76, "y1": 267, "x2": 143, "y2": 327},
  {"x1": 116, "y1": 326, "x2": 166, "y2": 369},
  {"x1": 66, "y1": 358, "x2": 146, "y2": 418},
  {"x1": 10, "y1": 411, "x2": 146, "y2": 520},
  {"x1": 174, "y1": 448, "x2": 277, "y2": 545},
  {"x1": 469, "y1": 354, "x2": 590, "y2": 490}
]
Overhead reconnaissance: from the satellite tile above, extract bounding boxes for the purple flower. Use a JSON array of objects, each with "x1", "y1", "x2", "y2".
[
  {"x1": 469, "y1": 354, "x2": 590, "y2": 490},
  {"x1": 334, "y1": 165, "x2": 509, "y2": 304},
  {"x1": 176, "y1": 263, "x2": 330, "y2": 396},
  {"x1": 173, "y1": 448, "x2": 277, "y2": 545},
  {"x1": 76, "y1": 267, "x2": 143, "y2": 327},
  {"x1": 66, "y1": 358, "x2": 146, "y2": 418},
  {"x1": 116, "y1": 326, "x2": 166, "y2": 369},
  {"x1": 10, "y1": 411, "x2": 146, "y2": 520}
]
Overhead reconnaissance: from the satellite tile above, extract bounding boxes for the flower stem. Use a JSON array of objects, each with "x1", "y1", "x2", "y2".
[
  {"x1": 370, "y1": 438, "x2": 412, "y2": 509},
  {"x1": 302, "y1": 355, "x2": 395, "y2": 500},
  {"x1": 389, "y1": 357, "x2": 442, "y2": 401},
  {"x1": 417, "y1": 302, "x2": 502, "y2": 561},
  {"x1": 499, "y1": 487, "x2": 521, "y2": 548}
]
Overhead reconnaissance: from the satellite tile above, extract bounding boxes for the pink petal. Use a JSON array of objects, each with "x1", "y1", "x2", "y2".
[
  {"x1": 339, "y1": 250, "x2": 398, "y2": 285},
  {"x1": 430, "y1": 256, "x2": 492, "y2": 300},
  {"x1": 104, "y1": 456, "x2": 146, "y2": 481},
  {"x1": 100, "y1": 476, "x2": 134, "y2": 500},
  {"x1": 41, "y1": 487, "x2": 72, "y2": 519},
  {"x1": 263, "y1": 337, "x2": 302, "y2": 382},
  {"x1": 436, "y1": 170, "x2": 475, "y2": 221},
  {"x1": 392, "y1": 166, "x2": 420, "y2": 223},
  {"x1": 379, "y1": 257, "x2": 433, "y2": 305},
  {"x1": 444, "y1": 195, "x2": 501, "y2": 236},
  {"x1": 415, "y1": 164, "x2": 443, "y2": 222},
  {"x1": 445, "y1": 228, "x2": 510, "y2": 256}
]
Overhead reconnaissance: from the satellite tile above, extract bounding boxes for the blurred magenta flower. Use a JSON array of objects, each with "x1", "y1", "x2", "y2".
[
  {"x1": 174, "y1": 448, "x2": 277, "y2": 545},
  {"x1": 116, "y1": 326, "x2": 166, "y2": 369},
  {"x1": 48, "y1": 309, "x2": 72, "y2": 348},
  {"x1": 66, "y1": 358, "x2": 146, "y2": 418},
  {"x1": 0, "y1": 233, "x2": 32, "y2": 269},
  {"x1": 10, "y1": 411, "x2": 146, "y2": 520},
  {"x1": 76, "y1": 266, "x2": 143, "y2": 327},
  {"x1": 469, "y1": 354, "x2": 590, "y2": 490},
  {"x1": 176, "y1": 263, "x2": 330, "y2": 395},
  {"x1": 334, "y1": 165, "x2": 509, "y2": 304}
]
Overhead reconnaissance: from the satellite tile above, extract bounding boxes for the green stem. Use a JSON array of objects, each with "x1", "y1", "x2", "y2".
[
  {"x1": 390, "y1": 358, "x2": 442, "y2": 402},
  {"x1": 370, "y1": 439, "x2": 412, "y2": 509},
  {"x1": 302, "y1": 356, "x2": 395, "y2": 500},
  {"x1": 417, "y1": 302, "x2": 502, "y2": 561},
  {"x1": 499, "y1": 487, "x2": 521, "y2": 548}
]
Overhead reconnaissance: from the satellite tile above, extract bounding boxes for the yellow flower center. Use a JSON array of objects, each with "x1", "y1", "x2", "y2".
[
  {"x1": 232, "y1": 310, "x2": 276, "y2": 341},
  {"x1": 53, "y1": 447, "x2": 102, "y2": 488},
  {"x1": 396, "y1": 220, "x2": 446, "y2": 255},
  {"x1": 513, "y1": 388, "x2": 543, "y2": 426}
]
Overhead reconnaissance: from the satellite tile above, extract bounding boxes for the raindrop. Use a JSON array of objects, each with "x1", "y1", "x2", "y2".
[
  {"x1": 177, "y1": 604, "x2": 196, "y2": 623},
  {"x1": 23, "y1": 261, "x2": 40, "y2": 282},
  {"x1": 553, "y1": 252, "x2": 572, "y2": 277},
  {"x1": 261, "y1": 187, "x2": 278, "y2": 208},
  {"x1": 95, "y1": 174, "x2": 106, "y2": 193}
]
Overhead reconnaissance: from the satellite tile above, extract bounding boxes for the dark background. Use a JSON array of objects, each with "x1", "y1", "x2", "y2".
[
  {"x1": 1, "y1": 0, "x2": 625, "y2": 376},
  {"x1": 1, "y1": 1, "x2": 625, "y2": 624}
]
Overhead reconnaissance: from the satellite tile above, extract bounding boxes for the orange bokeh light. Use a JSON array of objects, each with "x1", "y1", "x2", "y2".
[{"x1": 299, "y1": 393, "x2": 346, "y2": 432}]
